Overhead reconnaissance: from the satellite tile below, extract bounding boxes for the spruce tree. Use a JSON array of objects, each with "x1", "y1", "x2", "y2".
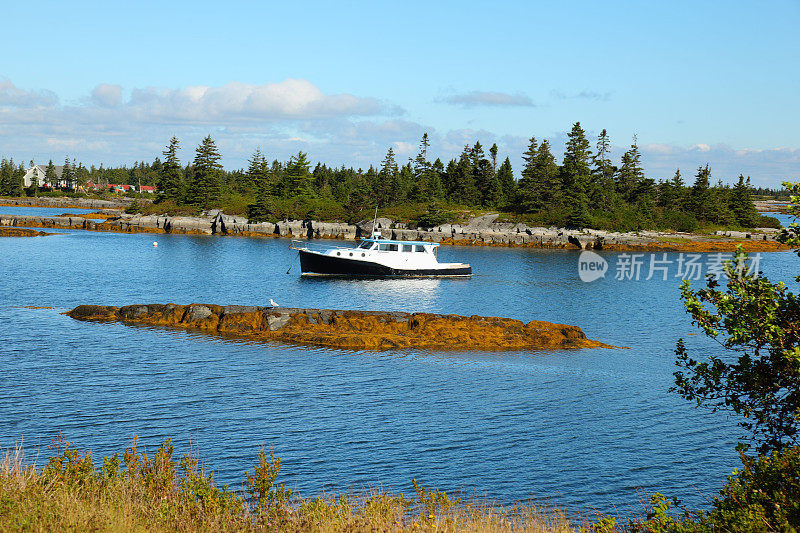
[
  {"x1": 427, "y1": 158, "x2": 446, "y2": 201},
  {"x1": 489, "y1": 143, "x2": 499, "y2": 173},
  {"x1": 285, "y1": 151, "x2": 313, "y2": 197},
  {"x1": 516, "y1": 137, "x2": 539, "y2": 212},
  {"x1": 28, "y1": 159, "x2": 38, "y2": 195},
  {"x1": 247, "y1": 149, "x2": 275, "y2": 223},
  {"x1": 186, "y1": 135, "x2": 223, "y2": 209},
  {"x1": 536, "y1": 140, "x2": 562, "y2": 208},
  {"x1": 670, "y1": 169, "x2": 685, "y2": 210},
  {"x1": 410, "y1": 133, "x2": 432, "y2": 202},
  {"x1": 616, "y1": 137, "x2": 644, "y2": 202},
  {"x1": 157, "y1": 136, "x2": 183, "y2": 203},
  {"x1": 688, "y1": 164, "x2": 713, "y2": 221},
  {"x1": 0, "y1": 159, "x2": 10, "y2": 196},
  {"x1": 451, "y1": 146, "x2": 480, "y2": 205},
  {"x1": 470, "y1": 142, "x2": 493, "y2": 205},
  {"x1": 591, "y1": 129, "x2": 617, "y2": 209},
  {"x1": 561, "y1": 122, "x2": 592, "y2": 228},
  {"x1": 45, "y1": 160, "x2": 56, "y2": 188},
  {"x1": 61, "y1": 157, "x2": 74, "y2": 190},
  {"x1": 496, "y1": 157, "x2": 516, "y2": 207},
  {"x1": 377, "y1": 147, "x2": 398, "y2": 206},
  {"x1": 709, "y1": 180, "x2": 734, "y2": 225}
]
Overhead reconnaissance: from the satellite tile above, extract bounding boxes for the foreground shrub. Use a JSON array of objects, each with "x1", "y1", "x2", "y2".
[
  {"x1": 587, "y1": 448, "x2": 800, "y2": 532},
  {"x1": 706, "y1": 447, "x2": 800, "y2": 531}
]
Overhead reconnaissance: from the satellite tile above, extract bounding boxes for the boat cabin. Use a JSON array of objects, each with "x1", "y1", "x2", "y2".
[{"x1": 356, "y1": 238, "x2": 438, "y2": 256}]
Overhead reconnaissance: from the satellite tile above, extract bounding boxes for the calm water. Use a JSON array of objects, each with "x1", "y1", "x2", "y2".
[{"x1": 1, "y1": 213, "x2": 797, "y2": 517}]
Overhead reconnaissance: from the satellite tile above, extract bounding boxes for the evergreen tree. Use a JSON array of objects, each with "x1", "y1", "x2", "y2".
[
  {"x1": 61, "y1": 157, "x2": 74, "y2": 189},
  {"x1": 410, "y1": 133, "x2": 432, "y2": 202},
  {"x1": 535, "y1": 140, "x2": 562, "y2": 208},
  {"x1": 561, "y1": 122, "x2": 592, "y2": 227},
  {"x1": 591, "y1": 128, "x2": 617, "y2": 209},
  {"x1": 670, "y1": 169, "x2": 686, "y2": 210},
  {"x1": 710, "y1": 180, "x2": 734, "y2": 225},
  {"x1": 28, "y1": 159, "x2": 39, "y2": 194},
  {"x1": 377, "y1": 147, "x2": 398, "y2": 206},
  {"x1": 688, "y1": 164, "x2": 713, "y2": 221},
  {"x1": 489, "y1": 143, "x2": 498, "y2": 173},
  {"x1": 469, "y1": 142, "x2": 493, "y2": 205},
  {"x1": 157, "y1": 136, "x2": 183, "y2": 203},
  {"x1": 246, "y1": 148, "x2": 266, "y2": 192},
  {"x1": 246, "y1": 149, "x2": 276, "y2": 223},
  {"x1": 496, "y1": 157, "x2": 516, "y2": 207},
  {"x1": 395, "y1": 163, "x2": 414, "y2": 203},
  {"x1": 186, "y1": 135, "x2": 223, "y2": 209},
  {"x1": 616, "y1": 137, "x2": 644, "y2": 202},
  {"x1": 45, "y1": 160, "x2": 56, "y2": 188},
  {"x1": 730, "y1": 175, "x2": 760, "y2": 227},
  {"x1": 284, "y1": 151, "x2": 313, "y2": 198},
  {"x1": 413, "y1": 133, "x2": 430, "y2": 175},
  {"x1": 427, "y1": 158, "x2": 445, "y2": 201},
  {"x1": 449, "y1": 146, "x2": 480, "y2": 205},
  {"x1": 516, "y1": 137, "x2": 539, "y2": 212},
  {"x1": 0, "y1": 159, "x2": 10, "y2": 196}
]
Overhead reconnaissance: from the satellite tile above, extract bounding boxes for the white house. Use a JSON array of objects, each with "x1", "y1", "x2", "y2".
[{"x1": 22, "y1": 165, "x2": 64, "y2": 188}]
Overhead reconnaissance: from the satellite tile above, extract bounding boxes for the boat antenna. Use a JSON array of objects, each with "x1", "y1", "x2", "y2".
[{"x1": 372, "y1": 206, "x2": 378, "y2": 232}]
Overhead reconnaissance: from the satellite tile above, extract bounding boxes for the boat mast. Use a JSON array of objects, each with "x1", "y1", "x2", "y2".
[{"x1": 371, "y1": 206, "x2": 380, "y2": 239}]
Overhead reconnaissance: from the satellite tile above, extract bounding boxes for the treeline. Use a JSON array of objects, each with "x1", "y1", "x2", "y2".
[
  {"x1": 1, "y1": 122, "x2": 781, "y2": 231},
  {"x1": 511, "y1": 123, "x2": 765, "y2": 231},
  {"x1": 151, "y1": 124, "x2": 769, "y2": 231},
  {"x1": 0, "y1": 158, "x2": 25, "y2": 197}
]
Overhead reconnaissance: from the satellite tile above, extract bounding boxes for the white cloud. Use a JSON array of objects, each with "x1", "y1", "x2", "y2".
[
  {"x1": 91, "y1": 84, "x2": 122, "y2": 108},
  {"x1": 690, "y1": 143, "x2": 711, "y2": 152},
  {"x1": 550, "y1": 89, "x2": 611, "y2": 102},
  {"x1": 126, "y1": 79, "x2": 390, "y2": 123},
  {"x1": 440, "y1": 91, "x2": 534, "y2": 108},
  {"x1": 0, "y1": 78, "x2": 58, "y2": 107}
]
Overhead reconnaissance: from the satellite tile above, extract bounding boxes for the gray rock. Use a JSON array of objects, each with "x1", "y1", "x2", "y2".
[
  {"x1": 187, "y1": 305, "x2": 213, "y2": 321},
  {"x1": 266, "y1": 313, "x2": 291, "y2": 331},
  {"x1": 222, "y1": 305, "x2": 259, "y2": 315}
]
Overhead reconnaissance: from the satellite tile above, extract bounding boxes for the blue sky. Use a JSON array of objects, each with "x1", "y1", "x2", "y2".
[{"x1": 1, "y1": 0, "x2": 798, "y2": 185}]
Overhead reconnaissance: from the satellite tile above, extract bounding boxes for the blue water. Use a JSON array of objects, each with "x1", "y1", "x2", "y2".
[{"x1": 1, "y1": 217, "x2": 797, "y2": 517}]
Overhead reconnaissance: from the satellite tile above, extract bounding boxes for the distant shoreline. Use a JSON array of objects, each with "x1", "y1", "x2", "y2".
[{"x1": 0, "y1": 196, "x2": 790, "y2": 253}]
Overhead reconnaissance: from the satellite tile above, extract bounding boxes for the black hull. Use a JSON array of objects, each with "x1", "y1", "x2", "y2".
[{"x1": 298, "y1": 250, "x2": 471, "y2": 277}]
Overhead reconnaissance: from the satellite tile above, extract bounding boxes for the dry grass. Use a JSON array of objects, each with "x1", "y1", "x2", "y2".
[{"x1": 0, "y1": 437, "x2": 577, "y2": 532}]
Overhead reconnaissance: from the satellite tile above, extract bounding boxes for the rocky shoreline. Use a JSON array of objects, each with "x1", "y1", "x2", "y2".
[
  {"x1": 0, "y1": 210, "x2": 787, "y2": 252},
  {"x1": 0, "y1": 196, "x2": 790, "y2": 252},
  {"x1": 66, "y1": 303, "x2": 620, "y2": 350}
]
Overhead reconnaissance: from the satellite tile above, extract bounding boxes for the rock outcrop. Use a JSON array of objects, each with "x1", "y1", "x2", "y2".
[
  {"x1": 1, "y1": 209, "x2": 786, "y2": 252},
  {"x1": 0, "y1": 227, "x2": 50, "y2": 237},
  {"x1": 66, "y1": 303, "x2": 621, "y2": 351}
]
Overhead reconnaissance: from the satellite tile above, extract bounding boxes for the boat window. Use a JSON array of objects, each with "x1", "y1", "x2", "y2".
[
  {"x1": 402, "y1": 244, "x2": 413, "y2": 252},
  {"x1": 414, "y1": 245, "x2": 426, "y2": 252},
  {"x1": 389, "y1": 243, "x2": 398, "y2": 251},
  {"x1": 358, "y1": 241, "x2": 373, "y2": 249}
]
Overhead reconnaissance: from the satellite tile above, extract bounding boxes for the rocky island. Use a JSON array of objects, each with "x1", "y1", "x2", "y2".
[{"x1": 66, "y1": 303, "x2": 620, "y2": 350}]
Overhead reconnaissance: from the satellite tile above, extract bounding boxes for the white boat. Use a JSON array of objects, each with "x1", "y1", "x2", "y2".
[{"x1": 291, "y1": 231, "x2": 472, "y2": 277}]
